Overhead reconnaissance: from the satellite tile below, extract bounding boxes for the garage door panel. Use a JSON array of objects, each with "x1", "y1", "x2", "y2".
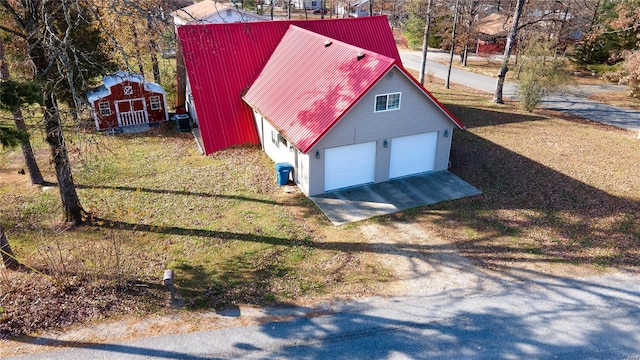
[
  {"x1": 324, "y1": 142, "x2": 376, "y2": 191},
  {"x1": 389, "y1": 132, "x2": 437, "y2": 179}
]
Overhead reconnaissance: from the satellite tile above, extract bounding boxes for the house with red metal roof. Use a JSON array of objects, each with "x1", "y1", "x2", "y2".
[
  {"x1": 177, "y1": 16, "x2": 406, "y2": 155},
  {"x1": 243, "y1": 26, "x2": 463, "y2": 196}
]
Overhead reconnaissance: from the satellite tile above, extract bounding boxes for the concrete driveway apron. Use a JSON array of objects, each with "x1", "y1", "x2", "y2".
[{"x1": 311, "y1": 171, "x2": 481, "y2": 225}]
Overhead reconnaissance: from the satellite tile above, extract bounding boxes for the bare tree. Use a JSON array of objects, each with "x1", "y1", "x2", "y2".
[
  {"x1": 493, "y1": 0, "x2": 525, "y2": 103},
  {"x1": 0, "y1": 0, "x2": 98, "y2": 224},
  {"x1": 445, "y1": 0, "x2": 460, "y2": 89},
  {"x1": 458, "y1": 0, "x2": 481, "y2": 66},
  {"x1": 418, "y1": 0, "x2": 434, "y2": 85}
]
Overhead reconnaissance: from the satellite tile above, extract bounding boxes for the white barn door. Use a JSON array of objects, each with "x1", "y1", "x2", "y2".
[{"x1": 116, "y1": 98, "x2": 148, "y2": 127}]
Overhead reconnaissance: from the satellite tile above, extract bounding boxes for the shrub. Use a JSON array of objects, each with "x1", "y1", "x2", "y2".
[
  {"x1": 618, "y1": 51, "x2": 640, "y2": 98},
  {"x1": 515, "y1": 41, "x2": 572, "y2": 112}
]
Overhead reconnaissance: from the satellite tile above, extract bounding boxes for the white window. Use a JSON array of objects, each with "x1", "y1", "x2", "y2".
[
  {"x1": 150, "y1": 96, "x2": 162, "y2": 110},
  {"x1": 271, "y1": 130, "x2": 287, "y2": 148},
  {"x1": 374, "y1": 92, "x2": 401, "y2": 112},
  {"x1": 123, "y1": 85, "x2": 133, "y2": 95},
  {"x1": 98, "y1": 101, "x2": 111, "y2": 115}
]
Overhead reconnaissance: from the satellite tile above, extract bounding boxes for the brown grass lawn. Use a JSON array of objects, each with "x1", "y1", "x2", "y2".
[
  {"x1": 1, "y1": 80, "x2": 639, "y2": 339},
  {"x1": 588, "y1": 92, "x2": 640, "y2": 111},
  {"x1": 416, "y1": 79, "x2": 640, "y2": 272}
]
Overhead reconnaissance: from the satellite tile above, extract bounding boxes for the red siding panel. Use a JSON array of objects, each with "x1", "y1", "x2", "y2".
[
  {"x1": 243, "y1": 26, "x2": 395, "y2": 153},
  {"x1": 178, "y1": 16, "x2": 401, "y2": 155}
]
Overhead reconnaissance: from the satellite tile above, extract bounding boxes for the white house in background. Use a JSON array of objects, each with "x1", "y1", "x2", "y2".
[
  {"x1": 291, "y1": 0, "x2": 324, "y2": 10},
  {"x1": 170, "y1": 0, "x2": 269, "y2": 25},
  {"x1": 337, "y1": 0, "x2": 369, "y2": 17}
]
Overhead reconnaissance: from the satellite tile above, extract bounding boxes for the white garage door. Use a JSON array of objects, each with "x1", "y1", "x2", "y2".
[
  {"x1": 389, "y1": 132, "x2": 437, "y2": 179},
  {"x1": 324, "y1": 142, "x2": 376, "y2": 191}
]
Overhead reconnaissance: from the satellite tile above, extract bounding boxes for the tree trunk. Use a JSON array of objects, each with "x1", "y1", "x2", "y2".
[
  {"x1": 445, "y1": 0, "x2": 460, "y2": 89},
  {"x1": 14, "y1": 109, "x2": 45, "y2": 185},
  {"x1": 419, "y1": 0, "x2": 434, "y2": 85},
  {"x1": 131, "y1": 25, "x2": 145, "y2": 76},
  {"x1": 493, "y1": 0, "x2": 525, "y2": 104},
  {"x1": 462, "y1": 44, "x2": 468, "y2": 66},
  {"x1": 147, "y1": 15, "x2": 161, "y2": 85},
  {"x1": 0, "y1": 225, "x2": 19, "y2": 270},
  {"x1": 25, "y1": 4, "x2": 86, "y2": 225},
  {"x1": 43, "y1": 95, "x2": 86, "y2": 224},
  {"x1": 0, "y1": 35, "x2": 46, "y2": 185}
]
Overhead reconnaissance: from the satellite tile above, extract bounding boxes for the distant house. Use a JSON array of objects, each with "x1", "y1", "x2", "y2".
[
  {"x1": 337, "y1": 0, "x2": 370, "y2": 18},
  {"x1": 177, "y1": 16, "x2": 402, "y2": 155},
  {"x1": 473, "y1": 13, "x2": 511, "y2": 55},
  {"x1": 87, "y1": 72, "x2": 168, "y2": 132},
  {"x1": 291, "y1": 0, "x2": 324, "y2": 10},
  {"x1": 170, "y1": 0, "x2": 269, "y2": 25},
  {"x1": 243, "y1": 26, "x2": 463, "y2": 195}
]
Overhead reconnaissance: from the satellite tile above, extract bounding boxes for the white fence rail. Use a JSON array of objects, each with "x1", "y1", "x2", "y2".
[{"x1": 118, "y1": 110, "x2": 148, "y2": 127}]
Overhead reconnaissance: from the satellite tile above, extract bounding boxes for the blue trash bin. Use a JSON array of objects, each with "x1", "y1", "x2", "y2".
[{"x1": 275, "y1": 163, "x2": 293, "y2": 186}]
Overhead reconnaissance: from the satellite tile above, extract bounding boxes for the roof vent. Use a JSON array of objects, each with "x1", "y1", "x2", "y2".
[
  {"x1": 324, "y1": 40, "x2": 333, "y2": 47},
  {"x1": 356, "y1": 52, "x2": 365, "y2": 61}
]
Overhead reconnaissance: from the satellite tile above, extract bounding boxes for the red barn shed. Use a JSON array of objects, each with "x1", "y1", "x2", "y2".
[{"x1": 88, "y1": 72, "x2": 169, "y2": 132}]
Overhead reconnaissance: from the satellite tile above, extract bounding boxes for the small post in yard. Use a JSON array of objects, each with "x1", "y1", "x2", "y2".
[{"x1": 163, "y1": 269, "x2": 175, "y2": 303}]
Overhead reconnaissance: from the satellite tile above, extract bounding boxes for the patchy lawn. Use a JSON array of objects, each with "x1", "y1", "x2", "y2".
[{"x1": 0, "y1": 123, "x2": 389, "y2": 339}]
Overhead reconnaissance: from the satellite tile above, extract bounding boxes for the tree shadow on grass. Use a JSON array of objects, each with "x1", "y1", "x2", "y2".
[
  {"x1": 76, "y1": 184, "x2": 279, "y2": 205},
  {"x1": 445, "y1": 104, "x2": 546, "y2": 128},
  {"x1": 418, "y1": 107, "x2": 640, "y2": 269}
]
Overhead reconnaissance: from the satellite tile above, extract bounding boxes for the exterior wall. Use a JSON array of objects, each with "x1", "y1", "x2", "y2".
[
  {"x1": 92, "y1": 81, "x2": 167, "y2": 130},
  {"x1": 296, "y1": 150, "x2": 311, "y2": 195},
  {"x1": 307, "y1": 67, "x2": 454, "y2": 196},
  {"x1": 185, "y1": 75, "x2": 199, "y2": 126},
  {"x1": 252, "y1": 110, "x2": 306, "y2": 190},
  {"x1": 292, "y1": 0, "x2": 322, "y2": 9}
]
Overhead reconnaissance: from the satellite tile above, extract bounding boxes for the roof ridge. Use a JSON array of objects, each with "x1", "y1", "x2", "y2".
[{"x1": 287, "y1": 25, "x2": 397, "y2": 64}]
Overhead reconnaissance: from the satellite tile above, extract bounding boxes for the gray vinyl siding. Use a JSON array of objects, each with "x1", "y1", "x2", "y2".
[{"x1": 307, "y1": 67, "x2": 455, "y2": 196}]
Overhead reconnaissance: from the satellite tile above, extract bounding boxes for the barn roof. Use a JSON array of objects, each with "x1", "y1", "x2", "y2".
[
  {"x1": 243, "y1": 26, "x2": 464, "y2": 153},
  {"x1": 87, "y1": 71, "x2": 165, "y2": 103},
  {"x1": 177, "y1": 16, "x2": 403, "y2": 155}
]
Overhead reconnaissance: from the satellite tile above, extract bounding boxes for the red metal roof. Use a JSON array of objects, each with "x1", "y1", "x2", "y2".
[
  {"x1": 178, "y1": 16, "x2": 463, "y2": 155},
  {"x1": 243, "y1": 26, "x2": 396, "y2": 153},
  {"x1": 177, "y1": 16, "x2": 401, "y2": 155}
]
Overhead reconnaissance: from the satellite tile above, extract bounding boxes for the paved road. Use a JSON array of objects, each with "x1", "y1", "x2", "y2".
[
  {"x1": 7, "y1": 272, "x2": 640, "y2": 359},
  {"x1": 399, "y1": 49, "x2": 640, "y2": 133}
]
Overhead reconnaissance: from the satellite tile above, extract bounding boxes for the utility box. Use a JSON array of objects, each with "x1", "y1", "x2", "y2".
[{"x1": 275, "y1": 163, "x2": 293, "y2": 186}]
